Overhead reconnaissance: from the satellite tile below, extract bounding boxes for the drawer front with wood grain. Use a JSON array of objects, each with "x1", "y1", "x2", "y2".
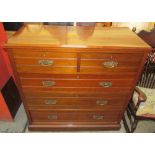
[
  {"x1": 29, "y1": 110, "x2": 120, "y2": 123},
  {"x1": 22, "y1": 87, "x2": 131, "y2": 95},
  {"x1": 26, "y1": 96, "x2": 126, "y2": 109},
  {"x1": 81, "y1": 52, "x2": 143, "y2": 60},
  {"x1": 19, "y1": 73, "x2": 136, "y2": 79},
  {"x1": 12, "y1": 49, "x2": 77, "y2": 58},
  {"x1": 20, "y1": 78, "x2": 134, "y2": 88},
  {"x1": 80, "y1": 53, "x2": 143, "y2": 74},
  {"x1": 13, "y1": 50, "x2": 77, "y2": 74},
  {"x1": 16, "y1": 66, "x2": 77, "y2": 74},
  {"x1": 23, "y1": 89, "x2": 129, "y2": 99},
  {"x1": 15, "y1": 58, "x2": 76, "y2": 66}
]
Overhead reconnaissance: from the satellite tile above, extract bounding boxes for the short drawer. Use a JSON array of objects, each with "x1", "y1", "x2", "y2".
[
  {"x1": 80, "y1": 53, "x2": 143, "y2": 74},
  {"x1": 81, "y1": 53, "x2": 143, "y2": 60},
  {"x1": 12, "y1": 49, "x2": 77, "y2": 58},
  {"x1": 15, "y1": 58, "x2": 76, "y2": 66},
  {"x1": 29, "y1": 110, "x2": 120, "y2": 122},
  {"x1": 13, "y1": 50, "x2": 77, "y2": 74},
  {"x1": 16, "y1": 66, "x2": 77, "y2": 74},
  {"x1": 26, "y1": 96, "x2": 126, "y2": 109}
]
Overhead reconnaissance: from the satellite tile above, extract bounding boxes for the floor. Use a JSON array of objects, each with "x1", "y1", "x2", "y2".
[
  {"x1": 0, "y1": 104, "x2": 27, "y2": 132},
  {"x1": 0, "y1": 104, "x2": 155, "y2": 133}
]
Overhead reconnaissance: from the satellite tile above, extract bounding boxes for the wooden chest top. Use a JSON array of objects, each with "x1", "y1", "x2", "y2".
[{"x1": 5, "y1": 24, "x2": 151, "y2": 50}]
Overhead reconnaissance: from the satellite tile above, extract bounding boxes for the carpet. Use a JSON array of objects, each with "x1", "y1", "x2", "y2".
[{"x1": 0, "y1": 104, "x2": 28, "y2": 132}]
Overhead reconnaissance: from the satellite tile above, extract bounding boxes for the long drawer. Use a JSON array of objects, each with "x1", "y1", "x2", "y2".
[
  {"x1": 19, "y1": 72, "x2": 136, "y2": 79},
  {"x1": 29, "y1": 110, "x2": 120, "y2": 123},
  {"x1": 23, "y1": 90, "x2": 129, "y2": 98},
  {"x1": 26, "y1": 96, "x2": 126, "y2": 109},
  {"x1": 20, "y1": 78, "x2": 134, "y2": 88},
  {"x1": 22, "y1": 87, "x2": 131, "y2": 95}
]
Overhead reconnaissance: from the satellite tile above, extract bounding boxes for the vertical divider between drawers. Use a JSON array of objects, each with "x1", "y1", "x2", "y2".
[{"x1": 77, "y1": 52, "x2": 81, "y2": 72}]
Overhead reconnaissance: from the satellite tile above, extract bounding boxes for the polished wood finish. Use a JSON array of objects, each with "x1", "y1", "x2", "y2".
[
  {"x1": 5, "y1": 24, "x2": 151, "y2": 49},
  {"x1": 4, "y1": 24, "x2": 152, "y2": 131},
  {"x1": 30, "y1": 110, "x2": 120, "y2": 123},
  {"x1": 20, "y1": 78, "x2": 134, "y2": 87},
  {"x1": 26, "y1": 96, "x2": 125, "y2": 109}
]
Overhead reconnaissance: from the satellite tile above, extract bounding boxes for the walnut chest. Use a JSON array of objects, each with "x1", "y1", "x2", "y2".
[{"x1": 4, "y1": 24, "x2": 152, "y2": 131}]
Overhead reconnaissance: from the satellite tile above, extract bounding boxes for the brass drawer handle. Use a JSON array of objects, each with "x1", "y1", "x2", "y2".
[
  {"x1": 45, "y1": 100, "x2": 57, "y2": 105},
  {"x1": 96, "y1": 100, "x2": 108, "y2": 106},
  {"x1": 47, "y1": 115, "x2": 58, "y2": 120},
  {"x1": 42, "y1": 81, "x2": 56, "y2": 87},
  {"x1": 99, "y1": 82, "x2": 112, "y2": 87},
  {"x1": 38, "y1": 59, "x2": 54, "y2": 66},
  {"x1": 102, "y1": 61, "x2": 118, "y2": 68},
  {"x1": 93, "y1": 115, "x2": 104, "y2": 120}
]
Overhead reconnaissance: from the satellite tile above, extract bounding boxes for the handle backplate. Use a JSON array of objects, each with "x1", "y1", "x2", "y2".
[
  {"x1": 47, "y1": 115, "x2": 58, "y2": 120},
  {"x1": 99, "y1": 82, "x2": 112, "y2": 87},
  {"x1": 42, "y1": 81, "x2": 56, "y2": 87},
  {"x1": 93, "y1": 115, "x2": 104, "y2": 120},
  {"x1": 38, "y1": 59, "x2": 54, "y2": 66},
  {"x1": 103, "y1": 61, "x2": 118, "y2": 68},
  {"x1": 45, "y1": 100, "x2": 57, "y2": 105},
  {"x1": 96, "y1": 100, "x2": 108, "y2": 106}
]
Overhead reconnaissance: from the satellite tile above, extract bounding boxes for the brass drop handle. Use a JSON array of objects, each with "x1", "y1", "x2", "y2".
[
  {"x1": 102, "y1": 61, "x2": 118, "y2": 68},
  {"x1": 99, "y1": 82, "x2": 112, "y2": 87},
  {"x1": 38, "y1": 59, "x2": 54, "y2": 66},
  {"x1": 93, "y1": 115, "x2": 104, "y2": 120},
  {"x1": 96, "y1": 100, "x2": 108, "y2": 106},
  {"x1": 42, "y1": 81, "x2": 56, "y2": 87},
  {"x1": 47, "y1": 115, "x2": 58, "y2": 120},
  {"x1": 45, "y1": 100, "x2": 57, "y2": 105}
]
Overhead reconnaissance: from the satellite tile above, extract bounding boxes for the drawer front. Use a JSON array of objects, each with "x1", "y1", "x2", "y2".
[
  {"x1": 22, "y1": 87, "x2": 131, "y2": 95},
  {"x1": 13, "y1": 50, "x2": 77, "y2": 74},
  {"x1": 80, "y1": 53, "x2": 143, "y2": 74},
  {"x1": 12, "y1": 50, "x2": 77, "y2": 58},
  {"x1": 81, "y1": 53, "x2": 143, "y2": 60},
  {"x1": 15, "y1": 58, "x2": 76, "y2": 66},
  {"x1": 16, "y1": 66, "x2": 77, "y2": 74},
  {"x1": 29, "y1": 110, "x2": 120, "y2": 122},
  {"x1": 26, "y1": 96, "x2": 126, "y2": 109},
  {"x1": 19, "y1": 72, "x2": 136, "y2": 79},
  {"x1": 20, "y1": 78, "x2": 134, "y2": 88},
  {"x1": 24, "y1": 90, "x2": 129, "y2": 98}
]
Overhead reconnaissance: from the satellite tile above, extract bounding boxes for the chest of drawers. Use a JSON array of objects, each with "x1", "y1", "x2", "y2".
[{"x1": 4, "y1": 25, "x2": 152, "y2": 131}]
